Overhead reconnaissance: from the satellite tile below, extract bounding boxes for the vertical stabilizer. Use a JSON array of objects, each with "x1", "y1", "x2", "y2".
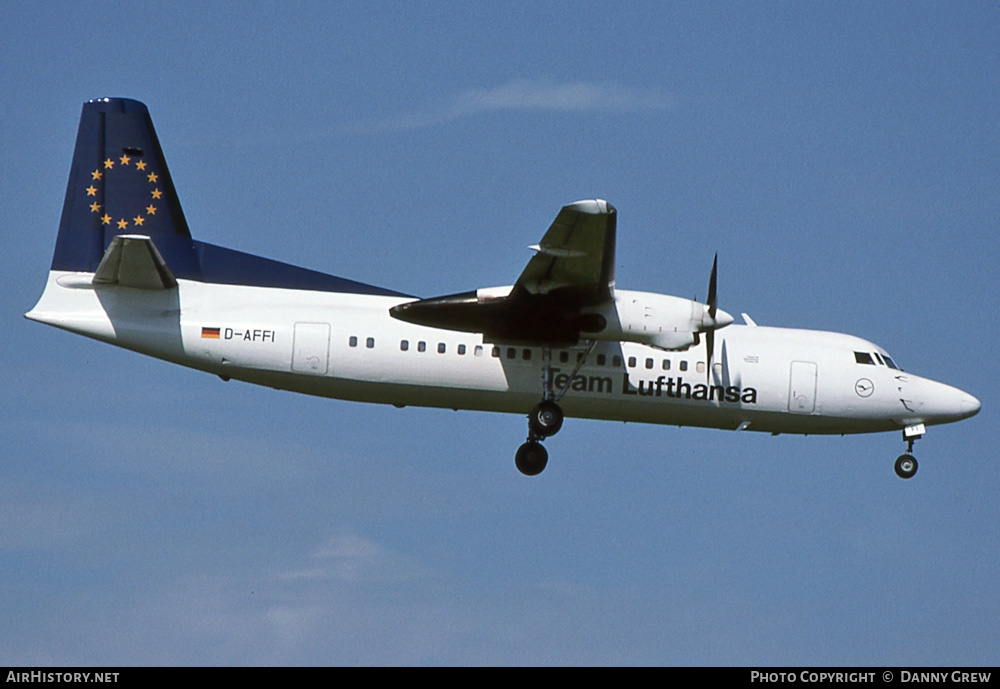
[
  {"x1": 51, "y1": 98, "x2": 198, "y2": 276},
  {"x1": 36, "y1": 97, "x2": 408, "y2": 296}
]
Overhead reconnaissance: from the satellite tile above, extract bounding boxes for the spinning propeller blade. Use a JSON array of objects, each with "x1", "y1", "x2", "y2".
[{"x1": 706, "y1": 254, "x2": 718, "y2": 381}]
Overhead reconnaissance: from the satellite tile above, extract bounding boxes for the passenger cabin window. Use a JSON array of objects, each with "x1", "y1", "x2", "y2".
[
  {"x1": 680, "y1": 361, "x2": 688, "y2": 372},
  {"x1": 366, "y1": 337, "x2": 375, "y2": 349},
  {"x1": 418, "y1": 341, "x2": 426, "y2": 352},
  {"x1": 597, "y1": 354, "x2": 606, "y2": 366},
  {"x1": 458, "y1": 344, "x2": 466, "y2": 355},
  {"x1": 612, "y1": 355, "x2": 622, "y2": 368},
  {"x1": 506, "y1": 347, "x2": 516, "y2": 360},
  {"x1": 474, "y1": 345, "x2": 483, "y2": 357},
  {"x1": 491, "y1": 346, "x2": 500, "y2": 358},
  {"x1": 645, "y1": 358, "x2": 653, "y2": 369},
  {"x1": 523, "y1": 349, "x2": 531, "y2": 361},
  {"x1": 400, "y1": 340, "x2": 409, "y2": 351},
  {"x1": 349, "y1": 336, "x2": 358, "y2": 347},
  {"x1": 628, "y1": 356, "x2": 637, "y2": 368},
  {"x1": 437, "y1": 343, "x2": 446, "y2": 354},
  {"x1": 696, "y1": 362, "x2": 706, "y2": 374},
  {"x1": 662, "y1": 359, "x2": 671, "y2": 370},
  {"x1": 559, "y1": 352, "x2": 569, "y2": 363},
  {"x1": 854, "y1": 351, "x2": 875, "y2": 365}
]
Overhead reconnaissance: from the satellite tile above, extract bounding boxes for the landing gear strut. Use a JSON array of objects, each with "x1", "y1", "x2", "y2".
[
  {"x1": 894, "y1": 425, "x2": 924, "y2": 479},
  {"x1": 514, "y1": 345, "x2": 591, "y2": 476}
]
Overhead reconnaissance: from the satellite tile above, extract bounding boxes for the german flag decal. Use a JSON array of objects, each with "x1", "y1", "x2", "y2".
[{"x1": 201, "y1": 327, "x2": 221, "y2": 339}]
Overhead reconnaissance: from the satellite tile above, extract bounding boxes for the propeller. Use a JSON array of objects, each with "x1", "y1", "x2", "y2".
[{"x1": 706, "y1": 254, "x2": 719, "y2": 382}]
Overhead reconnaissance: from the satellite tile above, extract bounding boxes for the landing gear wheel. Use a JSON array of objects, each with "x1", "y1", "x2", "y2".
[
  {"x1": 894, "y1": 453, "x2": 918, "y2": 479},
  {"x1": 515, "y1": 440, "x2": 548, "y2": 476},
  {"x1": 529, "y1": 400, "x2": 564, "y2": 438}
]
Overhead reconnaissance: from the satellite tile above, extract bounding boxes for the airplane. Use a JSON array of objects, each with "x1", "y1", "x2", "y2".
[{"x1": 26, "y1": 98, "x2": 980, "y2": 478}]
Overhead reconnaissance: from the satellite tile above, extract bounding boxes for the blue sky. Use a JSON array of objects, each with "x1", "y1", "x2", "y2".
[{"x1": 2, "y1": 1, "x2": 997, "y2": 665}]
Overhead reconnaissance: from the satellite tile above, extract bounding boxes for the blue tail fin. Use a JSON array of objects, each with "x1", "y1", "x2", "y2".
[
  {"x1": 52, "y1": 98, "x2": 196, "y2": 273},
  {"x1": 50, "y1": 98, "x2": 408, "y2": 296}
]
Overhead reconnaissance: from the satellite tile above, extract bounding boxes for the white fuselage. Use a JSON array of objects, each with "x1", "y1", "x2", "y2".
[{"x1": 27, "y1": 271, "x2": 980, "y2": 437}]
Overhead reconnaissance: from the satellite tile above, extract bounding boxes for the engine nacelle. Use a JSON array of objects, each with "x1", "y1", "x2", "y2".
[
  {"x1": 392, "y1": 285, "x2": 732, "y2": 349},
  {"x1": 581, "y1": 289, "x2": 733, "y2": 350}
]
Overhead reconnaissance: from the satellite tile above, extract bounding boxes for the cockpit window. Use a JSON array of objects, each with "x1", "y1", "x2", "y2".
[
  {"x1": 854, "y1": 351, "x2": 875, "y2": 365},
  {"x1": 883, "y1": 354, "x2": 900, "y2": 370}
]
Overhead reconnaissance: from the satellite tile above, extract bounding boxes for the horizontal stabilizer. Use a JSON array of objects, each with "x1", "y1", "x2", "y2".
[{"x1": 93, "y1": 234, "x2": 177, "y2": 289}]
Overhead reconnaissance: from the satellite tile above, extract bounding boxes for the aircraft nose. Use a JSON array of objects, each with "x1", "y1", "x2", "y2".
[
  {"x1": 958, "y1": 391, "x2": 981, "y2": 420},
  {"x1": 919, "y1": 380, "x2": 981, "y2": 424}
]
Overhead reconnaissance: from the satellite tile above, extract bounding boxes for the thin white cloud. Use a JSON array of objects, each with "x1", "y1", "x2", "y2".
[
  {"x1": 278, "y1": 531, "x2": 431, "y2": 584},
  {"x1": 264, "y1": 531, "x2": 439, "y2": 651},
  {"x1": 346, "y1": 78, "x2": 674, "y2": 133},
  {"x1": 450, "y1": 78, "x2": 673, "y2": 116}
]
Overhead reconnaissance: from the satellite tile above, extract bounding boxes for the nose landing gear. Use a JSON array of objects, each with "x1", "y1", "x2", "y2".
[
  {"x1": 894, "y1": 453, "x2": 918, "y2": 479},
  {"x1": 894, "y1": 425, "x2": 924, "y2": 479}
]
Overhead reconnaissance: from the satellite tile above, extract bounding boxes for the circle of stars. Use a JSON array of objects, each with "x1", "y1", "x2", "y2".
[{"x1": 86, "y1": 152, "x2": 162, "y2": 231}]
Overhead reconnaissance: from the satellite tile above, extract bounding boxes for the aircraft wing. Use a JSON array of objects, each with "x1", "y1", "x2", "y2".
[
  {"x1": 514, "y1": 199, "x2": 615, "y2": 304},
  {"x1": 389, "y1": 199, "x2": 617, "y2": 345}
]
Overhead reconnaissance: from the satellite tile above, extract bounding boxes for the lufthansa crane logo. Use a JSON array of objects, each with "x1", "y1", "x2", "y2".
[{"x1": 855, "y1": 378, "x2": 874, "y2": 398}]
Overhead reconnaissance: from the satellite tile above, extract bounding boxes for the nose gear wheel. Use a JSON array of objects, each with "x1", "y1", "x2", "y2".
[
  {"x1": 894, "y1": 454, "x2": 918, "y2": 479},
  {"x1": 894, "y1": 428, "x2": 922, "y2": 479}
]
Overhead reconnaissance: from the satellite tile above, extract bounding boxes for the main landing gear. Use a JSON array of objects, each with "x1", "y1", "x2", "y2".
[
  {"x1": 515, "y1": 345, "x2": 590, "y2": 476},
  {"x1": 894, "y1": 425, "x2": 924, "y2": 479},
  {"x1": 514, "y1": 399, "x2": 565, "y2": 476},
  {"x1": 516, "y1": 400, "x2": 564, "y2": 476}
]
